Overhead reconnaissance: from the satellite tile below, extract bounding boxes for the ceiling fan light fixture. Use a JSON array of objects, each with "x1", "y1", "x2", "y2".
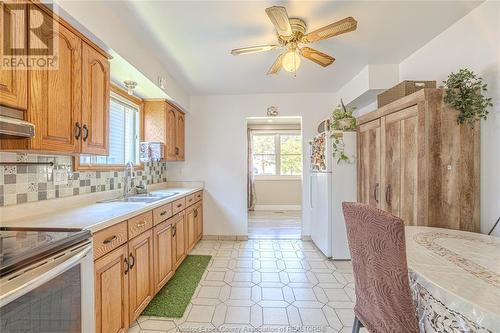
[{"x1": 282, "y1": 49, "x2": 301, "y2": 73}]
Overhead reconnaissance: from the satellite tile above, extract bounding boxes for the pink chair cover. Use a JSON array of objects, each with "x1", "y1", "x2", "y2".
[{"x1": 342, "y1": 202, "x2": 419, "y2": 333}]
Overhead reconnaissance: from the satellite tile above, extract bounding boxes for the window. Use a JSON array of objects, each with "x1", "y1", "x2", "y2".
[
  {"x1": 79, "y1": 92, "x2": 140, "y2": 167},
  {"x1": 252, "y1": 131, "x2": 302, "y2": 177}
]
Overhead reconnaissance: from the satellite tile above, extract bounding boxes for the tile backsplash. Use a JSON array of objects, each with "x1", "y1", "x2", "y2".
[{"x1": 0, "y1": 153, "x2": 168, "y2": 206}]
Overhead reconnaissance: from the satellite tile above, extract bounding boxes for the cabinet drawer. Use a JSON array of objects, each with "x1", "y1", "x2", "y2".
[
  {"x1": 172, "y1": 198, "x2": 186, "y2": 215},
  {"x1": 93, "y1": 221, "x2": 128, "y2": 260},
  {"x1": 194, "y1": 191, "x2": 203, "y2": 202},
  {"x1": 185, "y1": 194, "x2": 195, "y2": 207},
  {"x1": 153, "y1": 203, "x2": 173, "y2": 225},
  {"x1": 128, "y1": 211, "x2": 153, "y2": 239}
]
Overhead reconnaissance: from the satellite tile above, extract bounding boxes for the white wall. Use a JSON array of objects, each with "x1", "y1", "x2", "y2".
[
  {"x1": 399, "y1": 1, "x2": 500, "y2": 236},
  {"x1": 254, "y1": 179, "x2": 302, "y2": 208},
  {"x1": 167, "y1": 93, "x2": 336, "y2": 236}
]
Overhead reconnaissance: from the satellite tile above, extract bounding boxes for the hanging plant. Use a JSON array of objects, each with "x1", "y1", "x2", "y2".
[
  {"x1": 331, "y1": 134, "x2": 350, "y2": 164},
  {"x1": 442, "y1": 68, "x2": 493, "y2": 128},
  {"x1": 331, "y1": 99, "x2": 357, "y2": 131},
  {"x1": 330, "y1": 99, "x2": 356, "y2": 164}
]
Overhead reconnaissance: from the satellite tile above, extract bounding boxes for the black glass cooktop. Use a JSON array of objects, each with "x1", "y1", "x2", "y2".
[{"x1": 0, "y1": 227, "x2": 91, "y2": 277}]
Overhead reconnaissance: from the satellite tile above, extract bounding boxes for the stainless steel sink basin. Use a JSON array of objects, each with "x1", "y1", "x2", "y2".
[{"x1": 98, "y1": 192, "x2": 179, "y2": 204}]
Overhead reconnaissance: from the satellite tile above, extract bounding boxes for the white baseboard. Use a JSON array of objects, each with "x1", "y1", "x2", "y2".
[{"x1": 254, "y1": 205, "x2": 302, "y2": 211}]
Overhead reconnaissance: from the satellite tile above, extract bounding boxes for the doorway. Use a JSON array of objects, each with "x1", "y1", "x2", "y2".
[{"x1": 246, "y1": 116, "x2": 303, "y2": 239}]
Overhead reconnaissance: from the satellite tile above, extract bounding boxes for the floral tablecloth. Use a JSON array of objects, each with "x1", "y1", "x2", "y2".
[{"x1": 405, "y1": 227, "x2": 500, "y2": 333}]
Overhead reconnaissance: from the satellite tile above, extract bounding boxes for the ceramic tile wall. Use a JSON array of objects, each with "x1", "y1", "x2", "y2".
[{"x1": 0, "y1": 153, "x2": 168, "y2": 206}]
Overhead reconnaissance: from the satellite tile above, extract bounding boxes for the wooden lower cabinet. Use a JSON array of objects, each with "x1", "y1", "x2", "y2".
[
  {"x1": 173, "y1": 211, "x2": 187, "y2": 269},
  {"x1": 186, "y1": 206, "x2": 196, "y2": 252},
  {"x1": 194, "y1": 202, "x2": 203, "y2": 241},
  {"x1": 128, "y1": 229, "x2": 154, "y2": 322},
  {"x1": 153, "y1": 220, "x2": 174, "y2": 293},
  {"x1": 94, "y1": 244, "x2": 129, "y2": 333},
  {"x1": 93, "y1": 194, "x2": 203, "y2": 332}
]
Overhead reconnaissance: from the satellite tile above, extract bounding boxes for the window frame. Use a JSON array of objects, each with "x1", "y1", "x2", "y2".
[
  {"x1": 73, "y1": 84, "x2": 144, "y2": 172},
  {"x1": 251, "y1": 129, "x2": 302, "y2": 180}
]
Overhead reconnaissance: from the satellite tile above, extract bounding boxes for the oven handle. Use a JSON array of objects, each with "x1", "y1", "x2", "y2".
[{"x1": 0, "y1": 242, "x2": 92, "y2": 308}]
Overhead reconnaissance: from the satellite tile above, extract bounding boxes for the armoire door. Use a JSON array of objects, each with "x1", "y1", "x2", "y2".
[
  {"x1": 357, "y1": 119, "x2": 381, "y2": 207},
  {"x1": 0, "y1": 2, "x2": 27, "y2": 110},
  {"x1": 381, "y1": 105, "x2": 419, "y2": 224},
  {"x1": 28, "y1": 8, "x2": 82, "y2": 152},
  {"x1": 81, "y1": 42, "x2": 109, "y2": 155}
]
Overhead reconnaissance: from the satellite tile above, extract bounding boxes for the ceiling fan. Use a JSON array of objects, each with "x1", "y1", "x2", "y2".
[{"x1": 231, "y1": 6, "x2": 357, "y2": 75}]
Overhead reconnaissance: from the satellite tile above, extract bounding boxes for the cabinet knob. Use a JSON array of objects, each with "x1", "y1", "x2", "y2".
[
  {"x1": 75, "y1": 122, "x2": 82, "y2": 139},
  {"x1": 82, "y1": 124, "x2": 89, "y2": 141},
  {"x1": 136, "y1": 220, "x2": 147, "y2": 228},
  {"x1": 103, "y1": 235, "x2": 117, "y2": 245}
]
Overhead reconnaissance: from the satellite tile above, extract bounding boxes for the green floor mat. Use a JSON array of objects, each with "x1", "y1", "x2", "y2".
[{"x1": 142, "y1": 255, "x2": 212, "y2": 318}]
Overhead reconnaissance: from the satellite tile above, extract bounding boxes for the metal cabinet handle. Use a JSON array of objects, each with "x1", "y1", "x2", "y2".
[
  {"x1": 75, "y1": 122, "x2": 82, "y2": 139},
  {"x1": 136, "y1": 220, "x2": 147, "y2": 228},
  {"x1": 374, "y1": 183, "x2": 379, "y2": 203},
  {"x1": 103, "y1": 235, "x2": 117, "y2": 245},
  {"x1": 172, "y1": 225, "x2": 177, "y2": 237},
  {"x1": 124, "y1": 258, "x2": 129, "y2": 275},
  {"x1": 160, "y1": 211, "x2": 167, "y2": 216},
  {"x1": 385, "y1": 184, "x2": 392, "y2": 205},
  {"x1": 82, "y1": 124, "x2": 89, "y2": 141},
  {"x1": 194, "y1": 210, "x2": 198, "y2": 218},
  {"x1": 129, "y1": 254, "x2": 135, "y2": 269},
  {"x1": 176, "y1": 203, "x2": 182, "y2": 208},
  {"x1": 175, "y1": 147, "x2": 179, "y2": 155}
]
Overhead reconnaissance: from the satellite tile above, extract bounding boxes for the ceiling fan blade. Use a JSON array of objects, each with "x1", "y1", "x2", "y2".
[
  {"x1": 265, "y1": 6, "x2": 293, "y2": 39},
  {"x1": 267, "y1": 53, "x2": 284, "y2": 75},
  {"x1": 301, "y1": 17, "x2": 357, "y2": 43},
  {"x1": 231, "y1": 45, "x2": 279, "y2": 56},
  {"x1": 300, "y1": 47, "x2": 335, "y2": 67}
]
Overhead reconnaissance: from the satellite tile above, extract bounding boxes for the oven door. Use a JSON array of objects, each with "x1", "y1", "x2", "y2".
[{"x1": 0, "y1": 241, "x2": 95, "y2": 333}]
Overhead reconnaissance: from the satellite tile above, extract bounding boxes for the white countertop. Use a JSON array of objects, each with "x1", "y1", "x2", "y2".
[{"x1": 0, "y1": 183, "x2": 203, "y2": 233}]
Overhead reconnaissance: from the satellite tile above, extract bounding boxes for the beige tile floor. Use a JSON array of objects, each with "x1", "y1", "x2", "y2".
[
  {"x1": 248, "y1": 211, "x2": 302, "y2": 239},
  {"x1": 129, "y1": 239, "x2": 366, "y2": 333}
]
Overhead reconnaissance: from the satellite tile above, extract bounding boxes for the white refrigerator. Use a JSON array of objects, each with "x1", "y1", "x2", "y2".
[{"x1": 309, "y1": 131, "x2": 357, "y2": 259}]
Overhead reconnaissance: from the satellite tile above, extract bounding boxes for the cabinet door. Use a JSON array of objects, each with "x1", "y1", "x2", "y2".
[
  {"x1": 186, "y1": 206, "x2": 196, "y2": 252},
  {"x1": 81, "y1": 42, "x2": 109, "y2": 155},
  {"x1": 165, "y1": 106, "x2": 177, "y2": 160},
  {"x1": 153, "y1": 220, "x2": 174, "y2": 293},
  {"x1": 195, "y1": 202, "x2": 203, "y2": 241},
  {"x1": 0, "y1": 2, "x2": 27, "y2": 110},
  {"x1": 28, "y1": 9, "x2": 81, "y2": 152},
  {"x1": 381, "y1": 106, "x2": 419, "y2": 224},
  {"x1": 175, "y1": 110, "x2": 185, "y2": 160},
  {"x1": 94, "y1": 244, "x2": 129, "y2": 333},
  {"x1": 357, "y1": 119, "x2": 381, "y2": 207},
  {"x1": 128, "y1": 230, "x2": 154, "y2": 322},
  {"x1": 174, "y1": 212, "x2": 186, "y2": 268}
]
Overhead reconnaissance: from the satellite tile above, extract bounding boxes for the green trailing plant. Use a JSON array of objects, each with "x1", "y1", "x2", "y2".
[
  {"x1": 331, "y1": 99, "x2": 357, "y2": 131},
  {"x1": 331, "y1": 135, "x2": 350, "y2": 164},
  {"x1": 330, "y1": 99, "x2": 356, "y2": 164},
  {"x1": 442, "y1": 68, "x2": 493, "y2": 128}
]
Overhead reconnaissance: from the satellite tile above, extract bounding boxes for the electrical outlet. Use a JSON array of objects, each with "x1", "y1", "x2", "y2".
[{"x1": 53, "y1": 169, "x2": 69, "y2": 186}]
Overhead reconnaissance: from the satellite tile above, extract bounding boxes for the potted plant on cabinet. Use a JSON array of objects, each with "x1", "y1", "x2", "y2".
[{"x1": 330, "y1": 99, "x2": 356, "y2": 163}]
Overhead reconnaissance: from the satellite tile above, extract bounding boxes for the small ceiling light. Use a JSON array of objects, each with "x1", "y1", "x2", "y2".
[
  {"x1": 282, "y1": 47, "x2": 301, "y2": 73},
  {"x1": 124, "y1": 80, "x2": 138, "y2": 95}
]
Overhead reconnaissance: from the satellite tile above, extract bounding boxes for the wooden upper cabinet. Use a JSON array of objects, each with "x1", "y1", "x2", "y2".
[
  {"x1": 165, "y1": 106, "x2": 177, "y2": 160},
  {"x1": 175, "y1": 110, "x2": 185, "y2": 160},
  {"x1": 128, "y1": 229, "x2": 154, "y2": 322},
  {"x1": 357, "y1": 119, "x2": 380, "y2": 208},
  {"x1": 94, "y1": 244, "x2": 129, "y2": 333},
  {"x1": 0, "y1": 2, "x2": 27, "y2": 110},
  {"x1": 144, "y1": 100, "x2": 185, "y2": 161},
  {"x1": 81, "y1": 42, "x2": 109, "y2": 155},
  {"x1": 28, "y1": 9, "x2": 82, "y2": 152}
]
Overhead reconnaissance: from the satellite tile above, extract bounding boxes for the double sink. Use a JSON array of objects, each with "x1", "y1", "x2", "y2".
[{"x1": 98, "y1": 191, "x2": 179, "y2": 204}]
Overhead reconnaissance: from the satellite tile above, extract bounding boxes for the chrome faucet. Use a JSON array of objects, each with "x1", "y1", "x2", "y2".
[{"x1": 123, "y1": 162, "x2": 135, "y2": 197}]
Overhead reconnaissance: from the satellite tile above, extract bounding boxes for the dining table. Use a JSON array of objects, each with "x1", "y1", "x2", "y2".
[{"x1": 405, "y1": 226, "x2": 500, "y2": 333}]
